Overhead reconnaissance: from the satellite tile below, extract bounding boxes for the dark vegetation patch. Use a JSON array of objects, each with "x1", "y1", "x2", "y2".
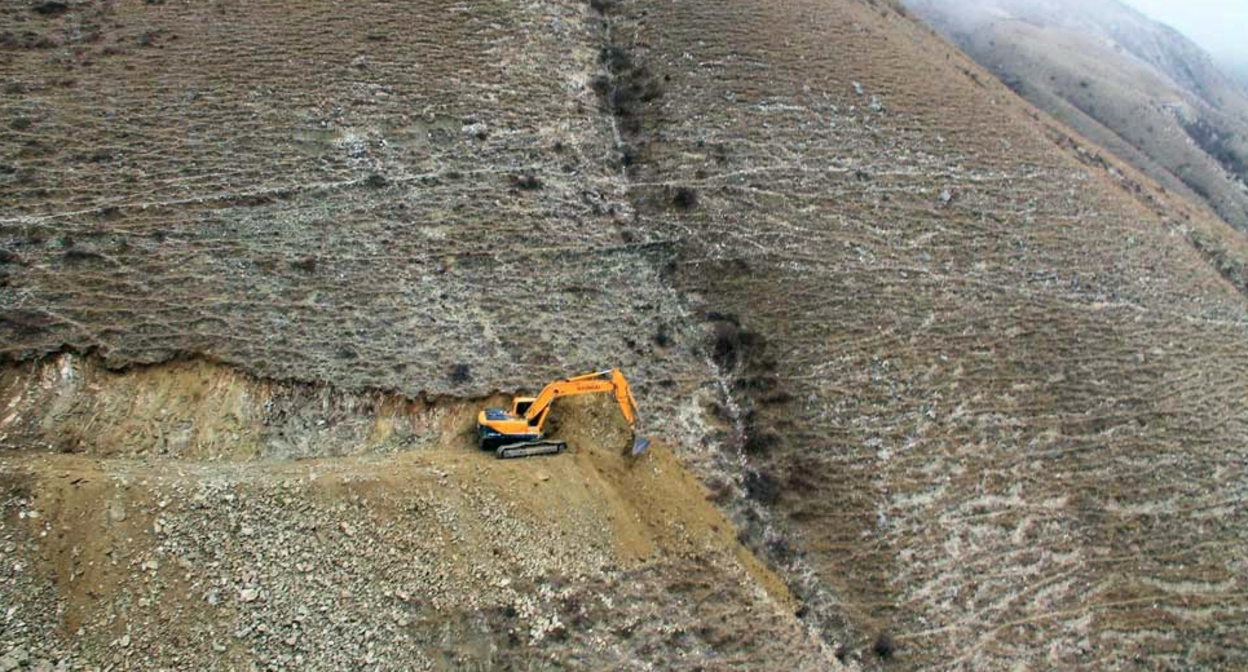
[
  {"x1": 701, "y1": 304, "x2": 795, "y2": 564},
  {"x1": 1181, "y1": 116, "x2": 1247, "y2": 178},
  {"x1": 671, "y1": 186, "x2": 698, "y2": 211},
  {"x1": 1188, "y1": 228, "x2": 1247, "y2": 296},
  {"x1": 873, "y1": 632, "x2": 896, "y2": 660},
  {"x1": 704, "y1": 476, "x2": 733, "y2": 505},
  {"x1": 709, "y1": 316, "x2": 766, "y2": 370},
  {"x1": 290, "y1": 256, "x2": 318, "y2": 273},
  {"x1": 599, "y1": 45, "x2": 631, "y2": 73},
  {"x1": 511, "y1": 174, "x2": 543, "y2": 191},
  {"x1": 231, "y1": 193, "x2": 281, "y2": 208},
  {"x1": 0, "y1": 309, "x2": 55, "y2": 338},
  {"x1": 765, "y1": 536, "x2": 796, "y2": 564},
  {"x1": 743, "y1": 469, "x2": 781, "y2": 505},
  {"x1": 364, "y1": 173, "x2": 389, "y2": 189},
  {"x1": 62, "y1": 248, "x2": 107, "y2": 264},
  {"x1": 592, "y1": 40, "x2": 665, "y2": 171},
  {"x1": 653, "y1": 324, "x2": 671, "y2": 347},
  {"x1": 32, "y1": 2, "x2": 69, "y2": 16},
  {"x1": 449, "y1": 363, "x2": 471, "y2": 383},
  {"x1": 742, "y1": 422, "x2": 782, "y2": 457}
]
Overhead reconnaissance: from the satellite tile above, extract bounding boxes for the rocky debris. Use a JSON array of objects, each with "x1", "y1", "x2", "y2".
[
  {"x1": 0, "y1": 647, "x2": 29, "y2": 672},
  {"x1": 0, "y1": 443, "x2": 831, "y2": 670}
]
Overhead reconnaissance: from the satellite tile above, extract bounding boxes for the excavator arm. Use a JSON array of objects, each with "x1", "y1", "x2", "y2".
[
  {"x1": 477, "y1": 368, "x2": 649, "y2": 458},
  {"x1": 522, "y1": 369, "x2": 639, "y2": 431}
]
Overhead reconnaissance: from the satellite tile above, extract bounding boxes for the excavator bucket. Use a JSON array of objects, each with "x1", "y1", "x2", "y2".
[{"x1": 631, "y1": 435, "x2": 651, "y2": 455}]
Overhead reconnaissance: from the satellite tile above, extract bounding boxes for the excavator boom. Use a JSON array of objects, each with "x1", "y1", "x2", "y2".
[{"x1": 477, "y1": 368, "x2": 648, "y2": 458}]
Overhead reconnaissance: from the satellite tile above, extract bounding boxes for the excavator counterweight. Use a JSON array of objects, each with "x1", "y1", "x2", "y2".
[{"x1": 477, "y1": 368, "x2": 649, "y2": 458}]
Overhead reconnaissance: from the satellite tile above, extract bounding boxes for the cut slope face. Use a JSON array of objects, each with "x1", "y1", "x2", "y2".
[{"x1": 903, "y1": 0, "x2": 1248, "y2": 233}]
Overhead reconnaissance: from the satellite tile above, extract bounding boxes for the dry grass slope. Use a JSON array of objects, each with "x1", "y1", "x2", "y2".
[
  {"x1": 605, "y1": 0, "x2": 1248, "y2": 667},
  {"x1": 2, "y1": 0, "x2": 1248, "y2": 670}
]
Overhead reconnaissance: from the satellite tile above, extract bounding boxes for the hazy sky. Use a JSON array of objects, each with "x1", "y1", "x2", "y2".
[{"x1": 1124, "y1": 0, "x2": 1248, "y2": 65}]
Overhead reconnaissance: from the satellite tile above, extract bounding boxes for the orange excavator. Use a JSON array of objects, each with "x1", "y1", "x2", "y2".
[{"x1": 477, "y1": 368, "x2": 650, "y2": 459}]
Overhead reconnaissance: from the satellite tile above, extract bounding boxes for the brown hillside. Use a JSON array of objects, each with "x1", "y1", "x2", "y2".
[{"x1": 3, "y1": 0, "x2": 1248, "y2": 670}]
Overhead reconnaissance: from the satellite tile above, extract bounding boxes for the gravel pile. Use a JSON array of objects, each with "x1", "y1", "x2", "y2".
[{"x1": 0, "y1": 453, "x2": 832, "y2": 671}]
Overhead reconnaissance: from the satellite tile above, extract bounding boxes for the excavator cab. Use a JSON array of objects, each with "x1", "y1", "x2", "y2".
[
  {"x1": 477, "y1": 369, "x2": 648, "y2": 459},
  {"x1": 478, "y1": 408, "x2": 538, "y2": 449},
  {"x1": 513, "y1": 399, "x2": 535, "y2": 416}
]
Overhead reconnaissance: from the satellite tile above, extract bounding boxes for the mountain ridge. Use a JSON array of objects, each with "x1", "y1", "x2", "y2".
[{"x1": 903, "y1": 0, "x2": 1248, "y2": 235}]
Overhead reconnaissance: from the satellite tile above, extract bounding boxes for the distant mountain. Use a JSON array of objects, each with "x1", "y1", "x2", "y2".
[
  {"x1": 905, "y1": 0, "x2": 1248, "y2": 233},
  {"x1": 1226, "y1": 59, "x2": 1248, "y2": 90}
]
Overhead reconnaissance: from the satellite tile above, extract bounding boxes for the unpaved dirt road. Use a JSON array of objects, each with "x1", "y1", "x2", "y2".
[{"x1": 2, "y1": 367, "x2": 826, "y2": 670}]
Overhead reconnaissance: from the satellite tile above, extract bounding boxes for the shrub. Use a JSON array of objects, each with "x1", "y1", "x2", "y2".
[
  {"x1": 766, "y1": 536, "x2": 796, "y2": 563},
  {"x1": 744, "y1": 469, "x2": 781, "y2": 505},
  {"x1": 33, "y1": 2, "x2": 69, "y2": 16},
  {"x1": 290, "y1": 257, "x2": 317, "y2": 272},
  {"x1": 590, "y1": 75, "x2": 611, "y2": 97},
  {"x1": 711, "y1": 319, "x2": 764, "y2": 369},
  {"x1": 512, "y1": 174, "x2": 543, "y2": 191},
  {"x1": 712, "y1": 320, "x2": 742, "y2": 368},
  {"x1": 873, "y1": 632, "x2": 895, "y2": 660},
  {"x1": 672, "y1": 187, "x2": 698, "y2": 210},
  {"x1": 63, "y1": 248, "x2": 105, "y2": 263},
  {"x1": 653, "y1": 324, "x2": 671, "y2": 347},
  {"x1": 743, "y1": 427, "x2": 781, "y2": 456},
  {"x1": 599, "y1": 45, "x2": 632, "y2": 72},
  {"x1": 449, "y1": 363, "x2": 471, "y2": 383}
]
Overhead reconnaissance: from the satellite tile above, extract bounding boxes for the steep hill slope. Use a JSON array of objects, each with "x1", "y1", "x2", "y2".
[
  {"x1": 903, "y1": 0, "x2": 1248, "y2": 233},
  {"x1": 1, "y1": 355, "x2": 824, "y2": 670},
  {"x1": 3, "y1": 0, "x2": 1248, "y2": 670}
]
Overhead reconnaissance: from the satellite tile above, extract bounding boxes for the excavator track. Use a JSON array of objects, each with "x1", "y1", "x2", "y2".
[{"x1": 496, "y1": 440, "x2": 567, "y2": 460}]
